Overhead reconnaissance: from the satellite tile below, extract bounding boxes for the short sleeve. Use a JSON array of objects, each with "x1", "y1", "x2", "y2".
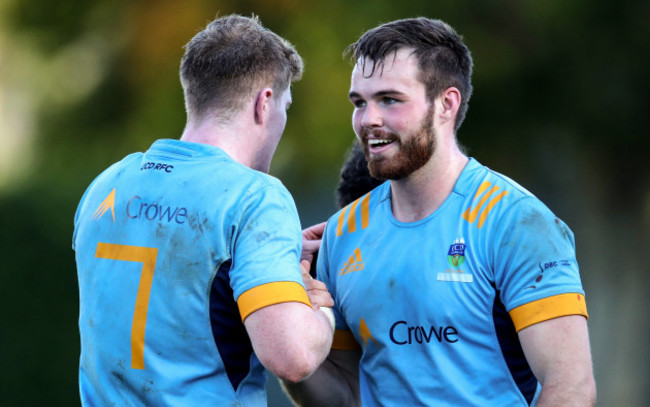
[
  {"x1": 230, "y1": 183, "x2": 311, "y2": 321},
  {"x1": 492, "y1": 197, "x2": 588, "y2": 331}
]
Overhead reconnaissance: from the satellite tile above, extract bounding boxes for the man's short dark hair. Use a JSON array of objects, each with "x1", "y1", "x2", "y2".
[
  {"x1": 345, "y1": 17, "x2": 473, "y2": 132},
  {"x1": 180, "y1": 14, "x2": 303, "y2": 121}
]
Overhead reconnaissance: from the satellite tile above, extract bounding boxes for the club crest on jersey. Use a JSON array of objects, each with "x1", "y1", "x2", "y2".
[
  {"x1": 438, "y1": 238, "x2": 473, "y2": 283},
  {"x1": 447, "y1": 238, "x2": 466, "y2": 268}
]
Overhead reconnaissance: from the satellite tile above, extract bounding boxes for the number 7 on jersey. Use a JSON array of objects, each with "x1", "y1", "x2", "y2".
[{"x1": 95, "y1": 242, "x2": 159, "y2": 370}]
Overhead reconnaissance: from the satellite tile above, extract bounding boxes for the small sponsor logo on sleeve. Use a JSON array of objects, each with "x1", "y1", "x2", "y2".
[{"x1": 526, "y1": 259, "x2": 573, "y2": 289}]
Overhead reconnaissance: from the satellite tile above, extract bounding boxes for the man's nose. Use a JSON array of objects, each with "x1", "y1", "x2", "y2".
[{"x1": 360, "y1": 103, "x2": 382, "y2": 128}]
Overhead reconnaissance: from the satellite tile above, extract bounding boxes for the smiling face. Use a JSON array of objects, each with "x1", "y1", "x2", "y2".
[{"x1": 349, "y1": 48, "x2": 437, "y2": 180}]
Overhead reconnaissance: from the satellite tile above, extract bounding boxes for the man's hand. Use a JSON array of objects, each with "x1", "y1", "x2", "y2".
[
  {"x1": 301, "y1": 222, "x2": 327, "y2": 263},
  {"x1": 301, "y1": 260, "x2": 334, "y2": 309}
]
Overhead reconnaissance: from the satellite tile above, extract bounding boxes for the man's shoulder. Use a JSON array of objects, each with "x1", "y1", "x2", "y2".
[
  {"x1": 81, "y1": 152, "x2": 143, "y2": 198},
  {"x1": 458, "y1": 159, "x2": 560, "y2": 231},
  {"x1": 235, "y1": 171, "x2": 294, "y2": 209},
  {"x1": 324, "y1": 182, "x2": 388, "y2": 242},
  {"x1": 460, "y1": 159, "x2": 535, "y2": 201},
  {"x1": 481, "y1": 167, "x2": 555, "y2": 217}
]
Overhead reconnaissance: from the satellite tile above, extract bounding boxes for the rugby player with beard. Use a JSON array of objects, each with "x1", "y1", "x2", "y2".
[{"x1": 284, "y1": 17, "x2": 595, "y2": 407}]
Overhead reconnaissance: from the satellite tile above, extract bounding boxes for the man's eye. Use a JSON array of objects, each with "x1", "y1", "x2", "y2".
[
  {"x1": 382, "y1": 97, "x2": 397, "y2": 105},
  {"x1": 352, "y1": 100, "x2": 366, "y2": 108}
]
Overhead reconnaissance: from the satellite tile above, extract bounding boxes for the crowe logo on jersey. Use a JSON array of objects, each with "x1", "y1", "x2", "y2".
[
  {"x1": 126, "y1": 195, "x2": 188, "y2": 225},
  {"x1": 339, "y1": 248, "x2": 364, "y2": 276},
  {"x1": 92, "y1": 188, "x2": 116, "y2": 222},
  {"x1": 389, "y1": 320, "x2": 459, "y2": 345}
]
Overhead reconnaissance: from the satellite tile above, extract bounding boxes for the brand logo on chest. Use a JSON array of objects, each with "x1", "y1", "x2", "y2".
[{"x1": 339, "y1": 247, "x2": 364, "y2": 276}]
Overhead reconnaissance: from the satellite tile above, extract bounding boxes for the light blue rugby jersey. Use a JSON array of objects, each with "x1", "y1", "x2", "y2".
[
  {"x1": 317, "y1": 158, "x2": 588, "y2": 407},
  {"x1": 73, "y1": 139, "x2": 311, "y2": 406}
]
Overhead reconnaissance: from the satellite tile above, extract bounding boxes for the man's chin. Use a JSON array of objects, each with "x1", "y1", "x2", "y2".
[{"x1": 368, "y1": 162, "x2": 406, "y2": 181}]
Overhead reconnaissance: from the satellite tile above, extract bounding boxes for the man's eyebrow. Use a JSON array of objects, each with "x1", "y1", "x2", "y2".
[
  {"x1": 374, "y1": 90, "x2": 404, "y2": 98},
  {"x1": 349, "y1": 89, "x2": 405, "y2": 100}
]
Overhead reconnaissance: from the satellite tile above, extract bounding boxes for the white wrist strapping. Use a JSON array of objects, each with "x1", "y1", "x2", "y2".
[{"x1": 319, "y1": 307, "x2": 336, "y2": 332}]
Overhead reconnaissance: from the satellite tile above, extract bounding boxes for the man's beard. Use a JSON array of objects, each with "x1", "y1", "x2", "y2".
[{"x1": 361, "y1": 108, "x2": 436, "y2": 181}]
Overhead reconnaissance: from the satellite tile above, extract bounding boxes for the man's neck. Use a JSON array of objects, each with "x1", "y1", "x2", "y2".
[
  {"x1": 389, "y1": 148, "x2": 468, "y2": 223},
  {"x1": 180, "y1": 116, "x2": 259, "y2": 169}
]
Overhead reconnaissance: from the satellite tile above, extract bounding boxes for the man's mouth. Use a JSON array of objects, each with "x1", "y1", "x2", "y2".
[
  {"x1": 366, "y1": 138, "x2": 395, "y2": 154},
  {"x1": 367, "y1": 139, "x2": 393, "y2": 147}
]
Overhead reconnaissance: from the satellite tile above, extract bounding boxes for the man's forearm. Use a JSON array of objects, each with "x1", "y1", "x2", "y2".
[
  {"x1": 519, "y1": 316, "x2": 596, "y2": 407},
  {"x1": 535, "y1": 377, "x2": 596, "y2": 407},
  {"x1": 281, "y1": 351, "x2": 361, "y2": 407}
]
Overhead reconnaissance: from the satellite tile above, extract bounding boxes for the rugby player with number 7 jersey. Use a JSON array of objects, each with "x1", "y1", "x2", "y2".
[{"x1": 73, "y1": 14, "x2": 335, "y2": 406}]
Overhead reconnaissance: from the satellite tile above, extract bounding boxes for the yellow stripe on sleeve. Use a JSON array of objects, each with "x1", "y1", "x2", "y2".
[
  {"x1": 360, "y1": 193, "x2": 370, "y2": 229},
  {"x1": 477, "y1": 190, "x2": 509, "y2": 228},
  {"x1": 336, "y1": 206, "x2": 348, "y2": 236},
  {"x1": 332, "y1": 329, "x2": 361, "y2": 350},
  {"x1": 237, "y1": 281, "x2": 311, "y2": 322},
  {"x1": 347, "y1": 198, "x2": 360, "y2": 233},
  {"x1": 509, "y1": 293, "x2": 589, "y2": 332},
  {"x1": 473, "y1": 181, "x2": 493, "y2": 200},
  {"x1": 462, "y1": 185, "x2": 499, "y2": 223}
]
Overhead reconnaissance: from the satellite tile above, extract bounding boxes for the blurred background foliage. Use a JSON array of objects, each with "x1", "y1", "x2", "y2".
[{"x1": 1, "y1": 0, "x2": 648, "y2": 405}]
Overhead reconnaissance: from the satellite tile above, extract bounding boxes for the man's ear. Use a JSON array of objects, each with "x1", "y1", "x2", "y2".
[
  {"x1": 438, "y1": 87, "x2": 461, "y2": 123},
  {"x1": 254, "y1": 88, "x2": 274, "y2": 125}
]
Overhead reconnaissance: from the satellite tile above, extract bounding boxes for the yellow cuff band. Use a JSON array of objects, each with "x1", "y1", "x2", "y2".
[
  {"x1": 510, "y1": 293, "x2": 588, "y2": 332},
  {"x1": 237, "y1": 281, "x2": 311, "y2": 322}
]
